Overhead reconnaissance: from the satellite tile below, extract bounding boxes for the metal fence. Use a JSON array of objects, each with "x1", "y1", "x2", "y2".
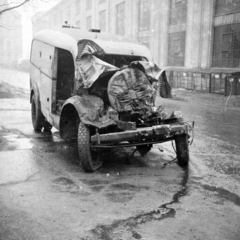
[{"x1": 166, "y1": 70, "x2": 240, "y2": 96}]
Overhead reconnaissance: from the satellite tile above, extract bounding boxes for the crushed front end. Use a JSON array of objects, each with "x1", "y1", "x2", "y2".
[{"x1": 74, "y1": 39, "x2": 193, "y2": 160}]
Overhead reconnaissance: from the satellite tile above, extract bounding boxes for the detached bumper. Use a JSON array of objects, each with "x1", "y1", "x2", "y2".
[{"x1": 91, "y1": 123, "x2": 191, "y2": 144}]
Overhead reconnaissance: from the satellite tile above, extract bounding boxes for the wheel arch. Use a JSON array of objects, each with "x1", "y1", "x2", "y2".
[
  {"x1": 59, "y1": 103, "x2": 79, "y2": 140},
  {"x1": 59, "y1": 95, "x2": 116, "y2": 140},
  {"x1": 30, "y1": 83, "x2": 40, "y2": 104}
]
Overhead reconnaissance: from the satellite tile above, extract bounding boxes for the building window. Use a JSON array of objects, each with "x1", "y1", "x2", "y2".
[
  {"x1": 75, "y1": 0, "x2": 81, "y2": 15},
  {"x1": 86, "y1": 0, "x2": 92, "y2": 10},
  {"x1": 215, "y1": 0, "x2": 240, "y2": 16},
  {"x1": 168, "y1": 31, "x2": 186, "y2": 66},
  {"x1": 173, "y1": 39, "x2": 181, "y2": 53},
  {"x1": 86, "y1": 16, "x2": 92, "y2": 29},
  {"x1": 116, "y1": 2, "x2": 125, "y2": 35},
  {"x1": 139, "y1": 0, "x2": 150, "y2": 31},
  {"x1": 169, "y1": 0, "x2": 187, "y2": 25},
  {"x1": 99, "y1": 10, "x2": 106, "y2": 32},
  {"x1": 99, "y1": 0, "x2": 106, "y2": 4},
  {"x1": 212, "y1": 24, "x2": 240, "y2": 68},
  {"x1": 138, "y1": 36, "x2": 150, "y2": 48}
]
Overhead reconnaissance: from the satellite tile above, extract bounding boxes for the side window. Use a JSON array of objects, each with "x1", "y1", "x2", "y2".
[
  {"x1": 56, "y1": 48, "x2": 75, "y2": 100},
  {"x1": 30, "y1": 40, "x2": 55, "y2": 78}
]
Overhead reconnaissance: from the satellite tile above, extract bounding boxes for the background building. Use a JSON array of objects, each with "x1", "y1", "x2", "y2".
[
  {"x1": 32, "y1": 0, "x2": 240, "y2": 71},
  {"x1": 0, "y1": 0, "x2": 23, "y2": 67}
]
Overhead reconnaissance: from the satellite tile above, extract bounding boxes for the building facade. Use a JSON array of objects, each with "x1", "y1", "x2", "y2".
[
  {"x1": 0, "y1": 0, "x2": 23, "y2": 66},
  {"x1": 32, "y1": 0, "x2": 240, "y2": 70}
]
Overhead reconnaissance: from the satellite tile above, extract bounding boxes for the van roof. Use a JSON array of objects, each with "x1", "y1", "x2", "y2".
[{"x1": 33, "y1": 28, "x2": 153, "y2": 61}]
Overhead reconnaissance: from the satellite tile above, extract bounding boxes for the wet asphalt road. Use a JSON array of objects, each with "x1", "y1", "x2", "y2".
[{"x1": 0, "y1": 69, "x2": 240, "y2": 240}]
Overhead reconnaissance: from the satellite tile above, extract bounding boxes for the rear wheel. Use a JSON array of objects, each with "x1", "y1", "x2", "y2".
[
  {"x1": 77, "y1": 122, "x2": 102, "y2": 172},
  {"x1": 31, "y1": 94, "x2": 44, "y2": 132},
  {"x1": 43, "y1": 121, "x2": 52, "y2": 132},
  {"x1": 174, "y1": 134, "x2": 189, "y2": 166}
]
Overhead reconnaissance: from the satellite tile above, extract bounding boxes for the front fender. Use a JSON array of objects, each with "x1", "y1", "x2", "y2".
[{"x1": 61, "y1": 95, "x2": 116, "y2": 129}]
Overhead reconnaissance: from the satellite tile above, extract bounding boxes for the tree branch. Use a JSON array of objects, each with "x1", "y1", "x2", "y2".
[
  {"x1": 0, "y1": 0, "x2": 30, "y2": 15},
  {"x1": 0, "y1": 24, "x2": 20, "y2": 30}
]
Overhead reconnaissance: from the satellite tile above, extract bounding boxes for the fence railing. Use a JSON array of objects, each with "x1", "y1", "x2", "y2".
[{"x1": 165, "y1": 70, "x2": 240, "y2": 96}]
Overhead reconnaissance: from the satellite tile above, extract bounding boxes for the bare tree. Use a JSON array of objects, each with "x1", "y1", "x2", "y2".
[{"x1": 0, "y1": 0, "x2": 30, "y2": 15}]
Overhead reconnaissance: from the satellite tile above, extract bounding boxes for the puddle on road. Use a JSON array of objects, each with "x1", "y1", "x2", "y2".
[
  {"x1": 31, "y1": 131, "x2": 78, "y2": 159},
  {"x1": 50, "y1": 177, "x2": 91, "y2": 197},
  {"x1": 0, "y1": 150, "x2": 40, "y2": 185},
  {"x1": 109, "y1": 183, "x2": 150, "y2": 192},
  {"x1": 87, "y1": 167, "x2": 189, "y2": 240},
  {"x1": 52, "y1": 177, "x2": 75, "y2": 185},
  {"x1": 201, "y1": 184, "x2": 240, "y2": 207},
  {"x1": 0, "y1": 134, "x2": 33, "y2": 151}
]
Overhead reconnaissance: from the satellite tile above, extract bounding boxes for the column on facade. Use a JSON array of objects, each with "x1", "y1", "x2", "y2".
[
  {"x1": 125, "y1": 0, "x2": 132, "y2": 37},
  {"x1": 130, "y1": 0, "x2": 139, "y2": 40},
  {"x1": 185, "y1": 0, "x2": 214, "y2": 69},
  {"x1": 108, "y1": 0, "x2": 116, "y2": 34},
  {"x1": 185, "y1": 0, "x2": 202, "y2": 68},
  {"x1": 156, "y1": 0, "x2": 170, "y2": 67},
  {"x1": 200, "y1": 0, "x2": 214, "y2": 69}
]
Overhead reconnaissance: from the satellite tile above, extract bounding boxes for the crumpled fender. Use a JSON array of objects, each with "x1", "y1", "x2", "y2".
[
  {"x1": 61, "y1": 95, "x2": 116, "y2": 129},
  {"x1": 130, "y1": 61, "x2": 172, "y2": 98}
]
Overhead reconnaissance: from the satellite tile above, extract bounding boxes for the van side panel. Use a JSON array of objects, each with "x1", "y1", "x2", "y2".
[
  {"x1": 31, "y1": 40, "x2": 55, "y2": 78},
  {"x1": 30, "y1": 40, "x2": 55, "y2": 125}
]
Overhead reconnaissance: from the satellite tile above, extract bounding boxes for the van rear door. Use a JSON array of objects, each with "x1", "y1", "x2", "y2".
[{"x1": 31, "y1": 40, "x2": 54, "y2": 121}]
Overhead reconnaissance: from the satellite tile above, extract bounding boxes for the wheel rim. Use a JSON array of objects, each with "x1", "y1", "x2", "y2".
[{"x1": 78, "y1": 122, "x2": 103, "y2": 172}]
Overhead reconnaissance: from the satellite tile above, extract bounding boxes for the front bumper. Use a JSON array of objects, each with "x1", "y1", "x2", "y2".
[{"x1": 91, "y1": 123, "x2": 191, "y2": 146}]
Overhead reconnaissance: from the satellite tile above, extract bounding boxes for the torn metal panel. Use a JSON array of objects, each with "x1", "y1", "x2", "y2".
[
  {"x1": 130, "y1": 61, "x2": 172, "y2": 98},
  {"x1": 107, "y1": 67, "x2": 155, "y2": 113},
  {"x1": 130, "y1": 61, "x2": 164, "y2": 80},
  {"x1": 75, "y1": 55, "x2": 118, "y2": 89},
  {"x1": 61, "y1": 95, "x2": 116, "y2": 129},
  {"x1": 77, "y1": 39, "x2": 105, "y2": 59}
]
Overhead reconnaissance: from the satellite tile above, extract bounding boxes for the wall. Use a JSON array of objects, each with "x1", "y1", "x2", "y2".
[{"x1": 31, "y1": 0, "x2": 240, "y2": 70}]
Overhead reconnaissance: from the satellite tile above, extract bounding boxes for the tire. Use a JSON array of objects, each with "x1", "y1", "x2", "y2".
[
  {"x1": 174, "y1": 134, "x2": 189, "y2": 166},
  {"x1": 31, "y1": 94, "x2": 44, "y2": 132},
  {"x1": 43, "y1": 121, "x2": 52, "y2": 132},
  {"x1": 77, "y1": 122, "x2": 103, "y2": 172}
]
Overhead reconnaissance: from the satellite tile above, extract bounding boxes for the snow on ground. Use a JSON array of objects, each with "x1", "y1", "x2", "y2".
[{"x1": 0, "y1": 68, "x2": 29, "y2": 98}]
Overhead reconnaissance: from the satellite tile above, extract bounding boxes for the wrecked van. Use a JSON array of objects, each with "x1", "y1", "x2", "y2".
[{"x1": 30, "y1": 28, "x2": 193, "y2": 172}]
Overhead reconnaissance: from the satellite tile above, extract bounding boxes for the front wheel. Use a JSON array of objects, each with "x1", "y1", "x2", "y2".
[
  {"x1": 77, "y1": 122, "x2": 103, "y2": 172},
  {"x1": 174, "y1": 134, "x2": 189, "y2": 166}
]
